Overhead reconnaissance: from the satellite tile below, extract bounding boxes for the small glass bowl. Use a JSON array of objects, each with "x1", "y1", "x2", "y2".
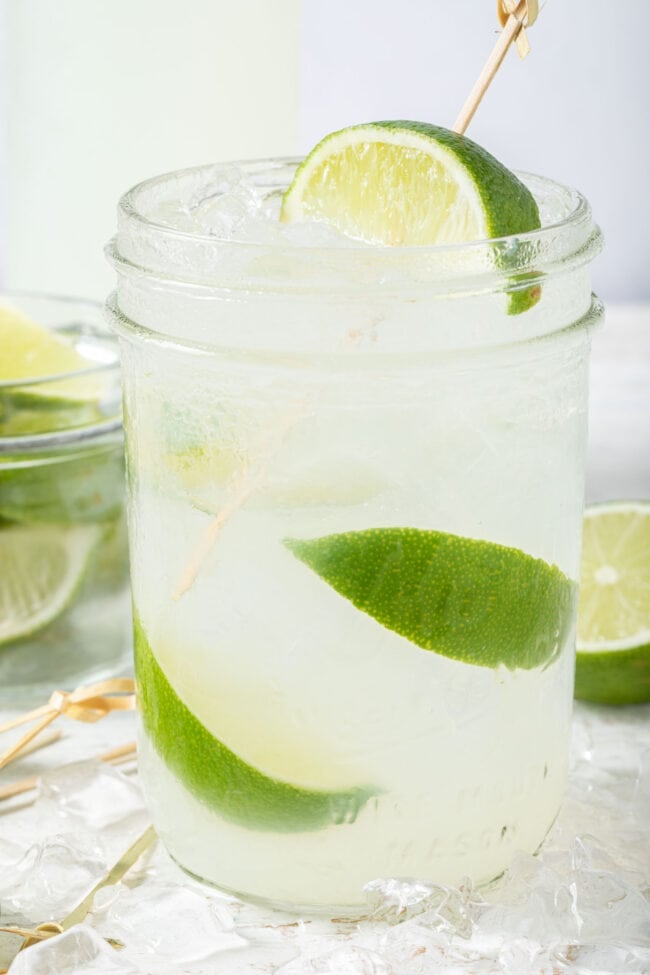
[{"x1": 0, "y1": 293, "x2": 131, "y2": 703}]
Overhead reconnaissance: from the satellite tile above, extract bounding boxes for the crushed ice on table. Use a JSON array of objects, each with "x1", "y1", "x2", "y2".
[
  {"x1": 0, "y1": 832, "x2": 107, "y2": 923},
  {"x1": 364, "y1": 877, "x2": 483, "y2": 940},
  {"x1": 90, "y1": 882, "x2": 247, "y2": 966},
  {"x1": 275, "y1": 945, "x2": 392, "y2": 975},
  {"x1": 1, "y1": 704, "x2": 649, "y2": 974},
  {"x1": 37, "y1": 760, "x2": 147, "y2": 837},
  {"x1": 7, "y1": 924, "x2": 142, "y2": 975},
  {"x1": 0, "y1": 833, "x2": 23, "y2": 867}
]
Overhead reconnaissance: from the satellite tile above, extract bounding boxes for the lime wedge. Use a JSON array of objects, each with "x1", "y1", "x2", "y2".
[
  {"x1": 576, "y1": 501, "x2": 650, "y2": 705},
  {"x1": 0, "y1": 522, "x2": 103, "y2": 646},
  {"x1": 281, "y1": 121, "x2": 540, "y2": 246},
  {"x1": 281, "y1": 121, "x2": 541, "y2": 313},
  {"x1": 285, "y1": 528, "x2": 574, "y2": 671},
  {"x1": 0, "y1": 303, "x2": 105, "y2": 435},
  {"x1": 135, "y1": 617, "x2": 375, "y2": 831}
]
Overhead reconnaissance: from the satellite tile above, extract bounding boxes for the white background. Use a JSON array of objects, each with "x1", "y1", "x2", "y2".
[{"x1": 301, "y1": 0, "x2": 650, "y2": 301}]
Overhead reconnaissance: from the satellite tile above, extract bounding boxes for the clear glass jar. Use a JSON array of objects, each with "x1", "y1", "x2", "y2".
[
  {"x1": 0, "y1": 293, "x2": 130, "y2": 702},
  {"x1": 108, "y1": 161, "x2": 603, "y2": 911}
]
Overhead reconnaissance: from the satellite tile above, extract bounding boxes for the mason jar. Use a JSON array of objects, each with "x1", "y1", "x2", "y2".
[
  {"x1": 0, "y1": 293, "x2": 130, "y2": 702},
  {"x1": 108, "y1": 161, "x2": 603, "y2": 911}
]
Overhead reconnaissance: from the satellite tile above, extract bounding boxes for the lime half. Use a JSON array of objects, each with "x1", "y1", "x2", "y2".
[
  {"x1": 576, "y1": 501, "x2": 650, "y2": 705},
  {"x1": 281, "y1": 121, "x2": 540, "y2": 248},
  {"x1": 0, "y1": 522, "x2": 103, "y2": 646}
]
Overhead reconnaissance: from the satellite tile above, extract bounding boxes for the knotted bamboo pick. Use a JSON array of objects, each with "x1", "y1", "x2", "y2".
[
  {"x1": 0, "y1": 679, "x2": 135, "y2": 771},
  {"x1": 453, "y1": 0, "x2": 539, "y2": 135}
]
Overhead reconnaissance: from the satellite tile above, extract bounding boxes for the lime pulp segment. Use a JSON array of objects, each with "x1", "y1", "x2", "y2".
[
  {"x1": 134, "y1": 618, "x2": 376, "y2": 832},
  {"x1": 285, "y1": 528, "x2": 575, "y2": 671}
]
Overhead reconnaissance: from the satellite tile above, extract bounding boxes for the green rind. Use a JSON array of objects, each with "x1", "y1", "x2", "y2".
[
  {"x1": 350, "y1": 122, "x2": 543, "y2": 318},
  {"x1": 134, "y1": 617, "x2": 376, "y2": 832},
  {"x1": 285, "y1": 528, "x2": 575, "y2": 671},
  {"x1": 575, "y1": 645, "x2": 650, "y2": 706}
]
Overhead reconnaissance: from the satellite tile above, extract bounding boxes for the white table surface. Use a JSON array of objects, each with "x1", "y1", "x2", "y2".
[{"x1": 0, "y1": 303, "x2": 648, "y2": 974}]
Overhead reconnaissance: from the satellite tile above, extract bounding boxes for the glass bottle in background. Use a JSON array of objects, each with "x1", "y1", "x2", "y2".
[
  {"x1": 1, "y1": 0, "x2": 300, "y2": 299},
  {"x1": 0, "y1": 293, "x2": 129, "y2": 702}
]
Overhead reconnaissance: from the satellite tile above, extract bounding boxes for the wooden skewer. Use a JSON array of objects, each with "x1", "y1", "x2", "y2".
[
  {"x1": 453, "y1": 0, "x2": 534, "y2": 135},
  {"x1": 0, "y1": 712, "x2": 60, "y2": 772},
  {"x1": 0, "y1": 704, "x2": 53, "y2": 735},
  {"x1": 9, "y1": 728, "x2": 62, "y2": 760},
  {"x1": 173, "y1": 400, "x2": 309, "y2": 600},
  {"x1": 0, "y1": 679, "x2": 135, "y2": 771},
  {"x1": 0, "y1": 741, "x2": 136, "y2": 802}
]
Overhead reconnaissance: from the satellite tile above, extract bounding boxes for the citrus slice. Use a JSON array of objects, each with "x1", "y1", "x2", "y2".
[
  {"x1": 0, "y1": 522, "x2": 103, "y2": 646},
  {"x1": 281, "y1": 120, "x2": 540, "y2": 248},
  {"x1": 575, "y1": 501, "x2": 650, "y2": 705},
  {"x1": 0, "y1": 303, "x2": 105, "y2": 435},
  {"x1": 1, "y1": 303, "x2": 90, "y2": 386},
  {"x1": 134, "y1": 617, "x2": 375, "y2": 832},
  {"x1": 285, "y1": 528, "x2": 574, "y2": 671}
]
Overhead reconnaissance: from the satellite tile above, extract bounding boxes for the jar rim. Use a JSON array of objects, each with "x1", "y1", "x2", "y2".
[{"x1": 108, "y1": 159, "x2": 603, "y2": 296}]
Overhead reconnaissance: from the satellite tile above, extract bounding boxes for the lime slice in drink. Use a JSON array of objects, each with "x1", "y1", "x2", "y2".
[
  {"x1": 0, "y1": 522, "x2": 103, "y2": 645},
  {"x1": 285, "y1": 527, "x2": 574, "y2": 671},
  {"x1": 135, "y1": 617, "x2": 376, "y2": 832},
  {"x1": 281, "y1": 120, "x2": 540, "y2": 246},
  {"x1": 0, "y1": 303, "x2": 106, "y2": 435},
  {"x1": 575, "y1": 502, "x2": 650, "y2": 705}
]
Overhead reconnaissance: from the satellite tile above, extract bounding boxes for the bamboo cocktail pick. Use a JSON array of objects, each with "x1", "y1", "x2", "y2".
[
  {"x1": 0, "y1": 679, "x2": 135, "y2": 771},
  {"x1": 453, "y1": 0, "x2": 539, "y2": 135}
]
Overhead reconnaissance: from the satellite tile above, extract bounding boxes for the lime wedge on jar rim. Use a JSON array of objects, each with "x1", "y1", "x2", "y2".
[
  {"x1": 281, "y1": 120, "x2": 541, "y2": 247},
  {"x1": 575, "y1": 501, "x2": 650, "y2": 705}
]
